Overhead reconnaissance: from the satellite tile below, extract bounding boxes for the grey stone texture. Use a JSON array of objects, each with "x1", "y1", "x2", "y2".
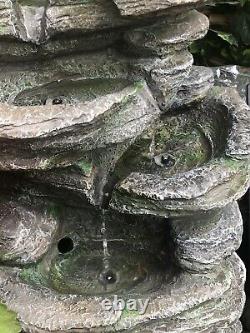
[{"x1": 0, "y1": 1, "x2": 248, "y2": 333}]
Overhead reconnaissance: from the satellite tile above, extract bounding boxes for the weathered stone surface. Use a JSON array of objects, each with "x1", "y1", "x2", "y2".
[
  {"x1": 0, "y1": 47, "x2": 195, "y2": 110},
  {"x1": 111, "y1": 160, "x2": 249, "y2": 217},
  {"x1": 0, "y1": 80, "x2": 159, "y2": 170},
  {"x1": 0, "y1": 253, "x2": 245, "y2": 332},
  {"x1": 172, "y1": 202, "x2": 243, "y2": 271},
  {"x1": 46, "y1": 0, "x2": 130, "y2": 39},
  {"x1": 0, "y1": 0, "x2": 15, "y2": 39},
  {"x1": 0, "y1": 0, "x2": 124, "y2": 43},
  {"x1": 214, "y1": 65, "x2": 250, "y2": 100},
  {"x1": 204, "y1": 87, "x2": 250, "y2": 159},
  {"x1": 124, "y1": 10, "x2": 209, "y2": 56},
  {"x1": 110, "y1": 87, "x2": 250, "y2": 217},
  {"x1": 130, "y1": 50, "x2": 194, "y2": 110},
  {"x1": 0, "y1": 198, "x2": 57, "y2": 265},
  {"x1": 0, "y1": 1, "x2": 209, "y2": 46},
  {"x1": 0, "y1": 2, "x2": 247, "y2": 333},
  {"x1": 17, "y1": 143, "x2": 133, "y2": 206},
  {"x1": 113, "y1": 0, "x2": 209, "y2": 16},
  {"x1": 172, "y1": 65, "x2": 214, "y2": 109}
]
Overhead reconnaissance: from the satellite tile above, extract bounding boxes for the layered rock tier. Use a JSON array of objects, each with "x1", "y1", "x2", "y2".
[{"x1": 0, "y1": 1, "x2": 249, "y2": 333}]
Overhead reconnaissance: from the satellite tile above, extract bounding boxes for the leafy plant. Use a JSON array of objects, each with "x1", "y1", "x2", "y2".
[
  {"x1": 0, "y1": 303, "x2": 21, "y2": 333},
  {"x1": 190, "y1": 0, "x2": 250, "y2": 66}
]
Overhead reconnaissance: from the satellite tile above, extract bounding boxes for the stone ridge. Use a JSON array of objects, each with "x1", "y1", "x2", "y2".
[
  {"x1": 113, "y1": 0, "x2": 210, "y2": 16},
  {"x1": 0, "y1": 1, "x2": 248, "y2": 333},
  {"x1": 0, "y1": 0, "x2": 210, "y2": 45}
]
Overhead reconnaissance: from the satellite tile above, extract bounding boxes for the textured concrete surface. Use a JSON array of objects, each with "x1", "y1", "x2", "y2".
[{"x1": 0, "y1": 1, "x2": 248, "y2": 333}]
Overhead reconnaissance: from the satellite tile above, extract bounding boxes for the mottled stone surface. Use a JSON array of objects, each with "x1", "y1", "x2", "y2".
[
  {"x1": 0, "y1": 80, "x2": 159, "y2": 171},
  {"x1": 0, "y1": 1, "x2": 209, "y2": 45},
  {"x1": 0, "y1": 198, "x2": 57, "y2": 265},
  {"x1": 172, "y1": 202, "x2": 243, "y2": 271},
  {"x1": 214, "y1": 65, "x2": 250, "y2": 100},
  {"x1": 0, "y1": 254, "x2": 245, "y2": 332},
  {"x1": 213, "y1": 66, "x2": 250, "y2": 333},
  {"x1": 0, "y1": 2, "x2": 248, "y2": 333},
  {"x1": 124, "y1": 10, "x2": 209, "y2": 56},
  {"x1": 110, "y1": 87, "x2": 250, "y2": 217},
  {"x1": 172, "y1": 65, "x2": 214, "y2": 109},
  {"x1": 113, "y1": 0, "x2": 210, "y2": 16}
]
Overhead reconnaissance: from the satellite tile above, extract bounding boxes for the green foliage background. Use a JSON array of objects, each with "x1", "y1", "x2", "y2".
[{"x1": 191, "y1": 0, "x2": 250, "y2": 66}]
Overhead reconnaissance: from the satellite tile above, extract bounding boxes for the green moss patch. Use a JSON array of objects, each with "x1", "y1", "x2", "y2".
[{"x1": 0, "y1": 303, "x2": 21, "y2": 333}]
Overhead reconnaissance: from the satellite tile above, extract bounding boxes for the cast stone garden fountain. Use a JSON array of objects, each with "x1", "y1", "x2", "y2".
[{"x1": 0, "y1": 0, "x2": 249, "y2": 332}]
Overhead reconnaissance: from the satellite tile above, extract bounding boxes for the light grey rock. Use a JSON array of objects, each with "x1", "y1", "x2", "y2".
[
  {"x1": 0, "y1": 0, "x2": 16, "y2": 39},
  {"x1": 213, "y1": 65, "x2": 250, "y2": 100},
  {"x1": 113, "y1": 0, "x2": 209, "y2": 16},
  {"x1": 0, "y1": 198, "x2": 58, "y2": 265},
  {"x1": 0, "y1": 47, "x2": 194, "y2": 110},
  {"x1": 0, "y1": 2, "x2": 247, "y2": 333},
  {"x1": 111, "y1": 159, "x2": 249, "y2": 217},
  {"x1": 0, "y1": 254, "x2": 245, "y2": 332},
  {"x1": 172, "y1": 65, "x2": 214, "y2": 109},
  {"x1": 110, "y1": 87, "x2": 250, "y2": 217},
  {"x1": 45, "y1": 0, "x2": 130, "y2": 39},
  {"x1": 130, "y1": 50, "x2": 194, "y2": 110},
  {"x1": 0, "y1": 1, "x2": 210, "y2": 46},
  {"x1": 204, "y1": 87, "x2": 250, "y2": 159},
  {"x1": 172, "y1": 202, "x2": 243, "y2": 271},
  {"x1": 124, "y1": 10, "x2": 209, "y2": 56},
  {"x1": 19, "y1": 143, "x2": 133, "y2": 206},
  {"x1": 0, "y1": 80, "x2": 159, "y2": 170}
]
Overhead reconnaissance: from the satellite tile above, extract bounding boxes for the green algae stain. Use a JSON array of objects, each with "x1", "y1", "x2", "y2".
[
  {"x1": 121, "y1": 308, "x2": 139, "y2": 318},
  {"x1": 0, "y1": 304, "x2": 21, "y2": 333},
  {"x1": 0, "y1": 24, "x2": 5, "y2": 34},
  {"x1": 76, "y1": 159, "x2": 93, "y2": 175}
]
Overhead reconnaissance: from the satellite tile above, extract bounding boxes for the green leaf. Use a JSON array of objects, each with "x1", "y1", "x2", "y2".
[
  {"x1": 0, "y1": 304, "x2": 21, "y2": 333},
  {"x1": 211, "y1": 30, "x2": 238, "y2": 46},
  {"x1": 243, "y1": 48, "x2": 250, "y2": 56}
]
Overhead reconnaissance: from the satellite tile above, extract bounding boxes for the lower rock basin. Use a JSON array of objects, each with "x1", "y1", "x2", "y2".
[
  {"x1": 0, "y1": 251, "x2": 245, "y2": 332},
  {"x1": 19, "y1": 207, "x2": 175, "y2": 296}
]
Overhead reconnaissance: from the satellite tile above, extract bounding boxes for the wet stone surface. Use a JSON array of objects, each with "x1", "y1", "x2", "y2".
[{"x1": 0, "y1": 1, "x2": 249, "y2": 333}]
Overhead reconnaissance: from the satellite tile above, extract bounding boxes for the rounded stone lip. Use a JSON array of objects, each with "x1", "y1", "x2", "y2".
[
  {"x1": 0, "y1": 79, "x2": 160, "y2": 171},
  {"x1": 0, "y1": 254, "x2": 243, "y2": 332},
  {"x1": 123, "y1": 10, "x2": 209, "y2": 55},
  {"x1": 110, "y1": 87, "x2": 250, "y2": 217},
  {"x1": 110, "y1": 160, "x2": 250, "y2": 217},
  {"x1": 113, "y1": 0, "x2": 209, "y2": 17},
  {"x1": 0, "y1": 78, "x2": 134, "y2": 140}
]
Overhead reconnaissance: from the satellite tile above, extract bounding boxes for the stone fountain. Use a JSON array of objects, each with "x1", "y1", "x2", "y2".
[{"x1": 0, "y1": 1, "x2": 249, "y2": 332}]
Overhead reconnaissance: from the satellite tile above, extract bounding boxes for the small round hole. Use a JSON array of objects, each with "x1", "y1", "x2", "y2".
[
  {"x1": 99, "y1": 270, "x2": 117, "y2": 285},
  {"x1": 161, "y1": 155, "x2": 175, "y2": 168},
  {"x1": 52, "y1": 97, "x2": 63, "y2": 105},
  {"x1": 57, "y1": 237, "x2": 74, "y2": 254}
]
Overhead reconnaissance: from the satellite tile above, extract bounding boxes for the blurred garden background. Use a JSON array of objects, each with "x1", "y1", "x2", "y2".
[{"x1": 190, "y1": 0, "x2": 250, "y2": 66}]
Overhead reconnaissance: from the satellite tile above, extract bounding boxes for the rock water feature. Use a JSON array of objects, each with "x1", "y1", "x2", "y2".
[{"x1": 0, "y1": 1, "x2": 249, "y2": 333}]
